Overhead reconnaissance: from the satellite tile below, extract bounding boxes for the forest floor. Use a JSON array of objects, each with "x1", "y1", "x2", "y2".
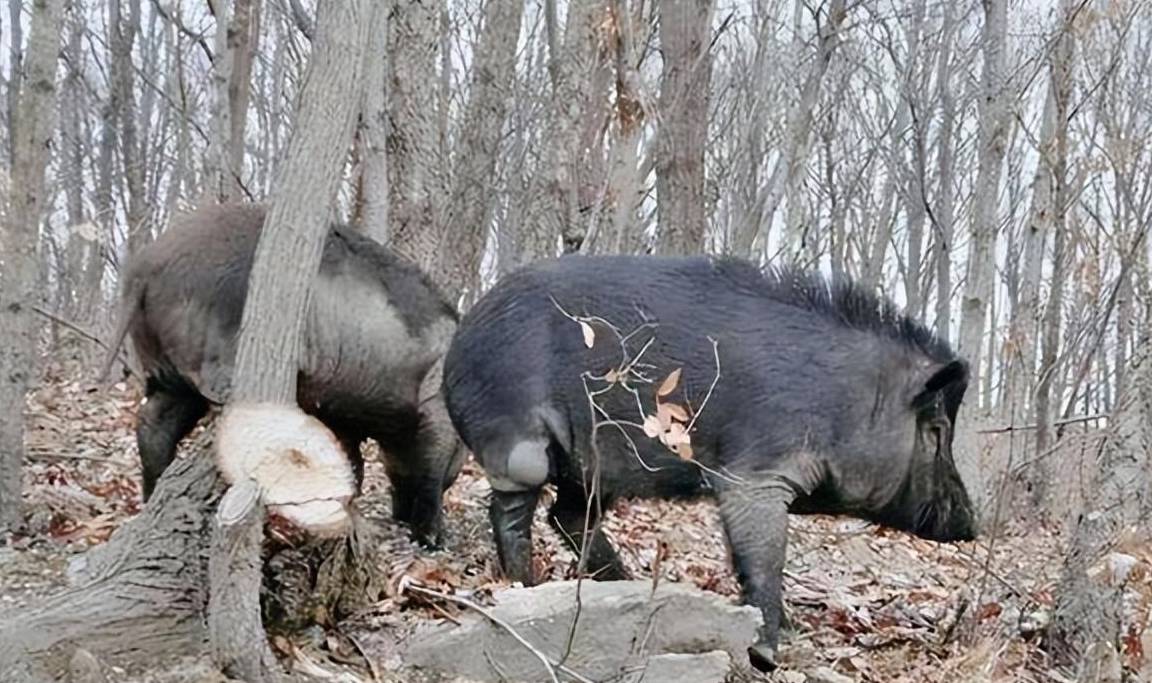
[{"x1": 2, "y1": 351, "x2": 1149, "y2": 683}]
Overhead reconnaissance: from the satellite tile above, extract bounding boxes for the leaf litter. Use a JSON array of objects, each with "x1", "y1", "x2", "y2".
[{"x1": 6, "y1": 353, "x2": 1152, "y2": 682}]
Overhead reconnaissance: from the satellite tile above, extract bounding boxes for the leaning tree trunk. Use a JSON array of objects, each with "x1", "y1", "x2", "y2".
[
  {"x1": 0, "y1": 2, "x2": 376, "y2": 680},
  {"x1": 0, "y1": 0, "x2": 65, "y2": 533},
  {"x1": 211, "y1": 0, "x2": 375, "y2": 678}
]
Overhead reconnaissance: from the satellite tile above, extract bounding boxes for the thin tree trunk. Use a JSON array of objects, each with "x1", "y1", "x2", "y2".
[
  {"x1": 522, "y1": 0, "x2": 605, "y2": 262},
  {"x1": 387, "y1": 0, "x2": 444, "y2": 270},
  {"x1": 0, "y1": 0, "x2": 65, "y2": 533},
  {"x1": 219, "y1": 0, "x2": 377, "y2": 677},
  {"x1": 735, "y1": 0, "x2": 847, "y2": 258},
  {"x1": 5, "y1": 0, "x2": 22, "y2": 164},
  {"x1": 436, "y1": 0, "x2": 525, "y2": 301},
  {"x1": 933, "y1": 1, "x2": 958, "y2": 342},
  {"x1": 353, "y1": 2, "x2": 389, "y2": 243},
  {"x1": 228, "y1": 0, "x2": 260, "y2": 188},
  {"x1": 653, "y1": 0, "x2": 714, "y2": 255},
  {"x1": 957, "y1": 0, "x2": 1011, "y2": 369},
  {"x1": 206, "y1": 0, "x2": 235, "y2": 200}
]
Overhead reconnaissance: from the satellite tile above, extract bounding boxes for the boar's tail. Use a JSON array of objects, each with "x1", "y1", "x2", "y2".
[{"x1": 97, "y1": 276, "x2": 145, "y2": 383}]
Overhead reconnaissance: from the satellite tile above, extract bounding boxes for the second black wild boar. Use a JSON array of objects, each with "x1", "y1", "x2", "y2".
[
  {"x1": 441, "y1": 254, "x2": 978, "y2": 671},
  {"x1": 103, "y1": 203, "x2": 464, "y2": 547}
]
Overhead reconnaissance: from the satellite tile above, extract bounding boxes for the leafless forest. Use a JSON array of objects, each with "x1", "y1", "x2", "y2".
[{"x1": 0, "y1": 0, "x2": 1150, "y2": 681}]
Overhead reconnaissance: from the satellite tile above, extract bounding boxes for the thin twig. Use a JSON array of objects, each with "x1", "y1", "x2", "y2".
[
  {"x1": 977, "y1": 412, "x2": 1108, "y2": 434},
  {"x1": 400, "y1": 580, "x2": 595, "y2": 683}
]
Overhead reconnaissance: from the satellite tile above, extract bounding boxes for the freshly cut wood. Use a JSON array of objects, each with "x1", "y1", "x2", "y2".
[{"x1": 216, "y1": 402, "x2": 354, "y2": 536}]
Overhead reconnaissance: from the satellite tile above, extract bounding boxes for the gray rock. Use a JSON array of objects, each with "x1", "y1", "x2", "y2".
[
  {"x1": 405, "y1": 580, "x2": 762, "y2": 682},
  {"x1": 638, "y1": 651, "x2": 731, "y2": 683}
]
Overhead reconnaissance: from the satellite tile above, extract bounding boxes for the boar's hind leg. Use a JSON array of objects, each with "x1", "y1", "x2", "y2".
[
  {"x1": 136, "y1": 384, "x2": 209, "y2": 501},
  {"x1": 548, "y1": 480, "x2": 629, "y2": 581},
  {"x1": 716, "y1": 476, "x2": 797, "y2": 673},
  {"x1": 490, "y1": 488, "x2": 539, "y2": 584},
  {"x1": 384, "y1": 423, "x2": 461, "y2": 549}
]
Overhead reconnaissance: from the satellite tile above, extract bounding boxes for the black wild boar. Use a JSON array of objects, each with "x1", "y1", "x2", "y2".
[
  {"x1": 441, "y1": 254, "x2": 977, "y2": 671},
  {"x1": 103, "y1": 203, "x2": 464, "y2": 547}
]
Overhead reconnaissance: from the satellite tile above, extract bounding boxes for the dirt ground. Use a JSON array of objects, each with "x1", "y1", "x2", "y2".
[{"x1": 2, "y1": 350, "x2": 1147, "y2": 682}]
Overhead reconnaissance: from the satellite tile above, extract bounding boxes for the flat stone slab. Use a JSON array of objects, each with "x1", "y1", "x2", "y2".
[
  {"x1": 638, "y1": 651, "x2": 732, "y2": 683},
  {"x1": 405, "y1": 580, "x2": 761, "y2": 682}
]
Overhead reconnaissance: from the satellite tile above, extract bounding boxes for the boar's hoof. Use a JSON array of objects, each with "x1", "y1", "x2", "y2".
[{"x1": 747, "y1": 641, "x2": 778, "y2": 672}]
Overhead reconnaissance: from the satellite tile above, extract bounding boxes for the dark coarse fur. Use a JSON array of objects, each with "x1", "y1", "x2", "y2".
[
  {"x1": 104, "y1": 203, "x2": 464, "y2": 546},
  {"x1": 441, "y1": 253, "x2": 977, "y2": 671}
]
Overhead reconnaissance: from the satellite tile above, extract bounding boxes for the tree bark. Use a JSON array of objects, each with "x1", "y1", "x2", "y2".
[
  {"x1": 208, "y1": 481, "x2": 280, "y2": 681},
  {"x1": 0, "y1": 0, "x2": 65, "y2": 533},
  {"x1": 386, "y1": 0, "x2": 445, "y2": 271},
  {"x1": 0, "y1": 443, "x2": 222, "y2": 679},
  {"x1": 232, "y1": 0, "x2": 374, "y2": 403},
  {"x1": 353, "y1": 2, "x2": 389, "y2": 243},
  {"x1": 653, "y1": 0, "x2": 714, "y2": 256},
  {"x1": 521, "y1": 0, "x2": 610, "y2": 262}
]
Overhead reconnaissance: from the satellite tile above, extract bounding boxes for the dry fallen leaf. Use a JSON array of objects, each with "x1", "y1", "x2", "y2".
[
  {"x1": 664, "y1": 402, "x2": 689, "y2": 422},
  {"x1": 657, "y1": 368, "x2": 682, "y2": 397}
]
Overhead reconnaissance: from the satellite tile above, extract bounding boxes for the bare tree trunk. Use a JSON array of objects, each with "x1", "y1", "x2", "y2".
[
  {"x1": 353, "y1": 3, "x2": 389, "y2": 243},
  {"x1": 0, "y1": 0, "x2": 65, "y2": 533},
  {"x1": 522, "y1": 0, "x2": 607, "y2": 262},
  {"x1": 1013, "y1": 0, "x2": 1077, "y2": 505},
  {"x1": 957, "y1": 0, "x2": 1011, "y2": 370},
  {"x1": 5, "y1": 0, "x2": 22, "y2": 164},
  {"x1": 107, "y1": 0, "x2": 149, "y2": 253},
  {"x1": 434, "y1": 0, "x2": 525, "y2": 301},
  {"x1": 653, "y1": 0, "x2": 714, "y2": 255},
  {"x1": 228, "y1": 0, "x2": 260, "y2": 187},
  {"x1": 933, "y1": 1, "x2": 958, "y2": 342},
  {"x1": 734, "y1": 0, "x2": 847, "y2": 258},
  {"x1": 387, "y1": 0, "x2": 444, "y2": 270},
  {"x1": 1050, "y1": 327, "x2": 1151, "y2": 668},
  {"x1": 206, "y1": 0, "x2": 235, "y2": 201},
  {"x1": 219, "y1": 3, "x2": 374, "y2": 675}
]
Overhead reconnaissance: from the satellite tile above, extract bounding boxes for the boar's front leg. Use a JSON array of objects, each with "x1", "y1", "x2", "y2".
[{"x1": 715, "y1": 476, "x2": 797, "y2": 673}]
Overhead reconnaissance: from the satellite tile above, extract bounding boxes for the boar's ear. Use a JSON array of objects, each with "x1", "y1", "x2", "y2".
[{"x1": 912, "y1": 359, "x2": 969, "y2": 424}]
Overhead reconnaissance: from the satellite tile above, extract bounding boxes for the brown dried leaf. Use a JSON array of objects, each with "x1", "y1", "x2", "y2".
[
  {"x1": 604, "y1": 369, "x2": 621, "y2": 384},
  {"x1": 579, "y1": 321, "x2": 595, "y2": 348},
  {"x1": 657, "y1": 368, "x2": 682, "y2": 397},
  {"x1": 664, "y1": 403, "x2": 689, "y2": 422}
]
